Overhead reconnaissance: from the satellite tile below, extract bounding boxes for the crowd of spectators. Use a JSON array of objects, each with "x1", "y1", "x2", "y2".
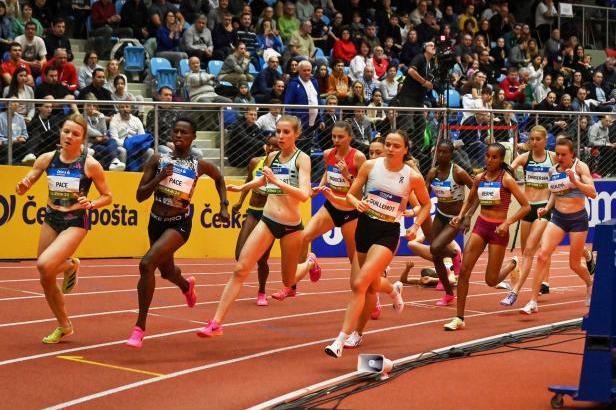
[{"x1": 0, "y1": 0, "x2": 615, "y2": 176}]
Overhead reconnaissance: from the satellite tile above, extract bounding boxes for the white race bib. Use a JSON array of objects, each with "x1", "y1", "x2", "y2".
[
  {"x1": 264, "y1": 165, "x2": 290, "y2": 195},
  {"x1": 525, "y1": 165, "x2": 550, "y2": 189},
  {"x1": 478, "y1": 181, "x2": 501, "y2": 205},
  {"x1": 48, "y1": 168, "x2": 80, "y2": 201},
  {"x1": 158, "y1": 165, "x2": 196, "y2": 201},
  {"x1": 327, "y1": 165, "x2": 351, "y2": 194},
  {"x1": 431, "y1": 180, "x2": 453, "y2": 201},
  {"x1": 365, "y1": 189, "x2": 402, "y2": 222},
  {"x1": 548, "y1": 172, "x2": 571, "y2": 195}
]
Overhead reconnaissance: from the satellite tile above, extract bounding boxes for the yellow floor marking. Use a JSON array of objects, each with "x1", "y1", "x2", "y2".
[{"x1": 57, "y1": 356, "x2": 164, "y2": 377}]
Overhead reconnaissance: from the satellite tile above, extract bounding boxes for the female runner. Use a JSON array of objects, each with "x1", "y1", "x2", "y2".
[
  {"x1": 324, "y1": 130, "x2": 431, "y2": 357},
  {"x1": 499, "y1": 126, "x2": 556, "y2": 306},
  {"x1": 231, "y1": 134, "x2": 280, "y2": 306},
  {"x1": 444, "y1": 143, "x2": 530, "y2": 331},
  {"x1": 15, "y1": 114, "x2": 112, "y2": 343},
  {"x1": 126, "y1": 118, "x2": 229, "y2": 348},
  {"x1": 196, "y1": 115, "x2": 312, "y2": 337},
  {"x1": 519, "y1": 136, "x2": 595, "y2": 314},
  {"x1": 270, "y1": 121, "x2": 365, "y2": 299}
]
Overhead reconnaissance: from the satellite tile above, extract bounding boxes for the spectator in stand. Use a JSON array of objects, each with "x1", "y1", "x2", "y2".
[
  {"x1": 543, "y1": 28, "x2": 562, "y2": 64},
  {"x1": 314, "y1": 63, "x2": 330, "y2": 97},
  {"x1": 291, "y1": 20, "x2": 316, "y2": 62},
  {"x1": 380, "y1": 65, "x2": 399, "y2": 104},
  {"x1": 331, "y1": 27, "x2": 356, "y2": 66},
  {"x1": 278, "y1": 1, "x2": 300, "y2": 42},
  {"x1": 251, "y1": 55, "x2": 282, "y2": 103},
  {"x1": 264, "y1": 78, "x2": 286, "y2": 104},
  {"x1": 145, "y1": 86, "x2": 177, "y2": 150},
  {"x1": 257, "y1": 20, "x2": 284, "y2": 56},
  {"x1": 179, "y1": 0, "x2": 209, "y2": 24},
  {"x1": 492, "y1": 87, "x2": 506, "y2": 109},
  {"x1": 310, "y1": 7, "x2": 329, "y2": 52},
  {"x1": 218, "y1": 41, "x2": 253, "y2": 86},
  {"x1": 44, "y1": 18, "x2": 73, "y2": 61},
  {"x1": 327, "y1": 59, "x2": 350, "y2": 101},
  {"x1": 15, "y1": 21, "x2": 46, "y2": 77},
  {"x1": 3, "y1": 66, "x2": 34, "y2": 123},
  {"x1": 110, "y1": 74, "x2": 144, "y2": 116},
  {"x1": 550, "y1": 73, "x2": 566, "y2": 102},
  {"x1": 80, "y1": 68, "x2": 113, "y2": 116},
  {"x1": 156, "y1": 10, "x2": 188, "y2": 67},
  {"x1": 120, "y1": 0, "x2": 149, "y2": 41},
  {"x1": 589, "y1": 115, "x2": 615, "y2": 177},
  {"x1": 379, "y1": 13, "x2": 403, "y2": 48},
  {"x1": 31, "y1": 0, "x2": 53, "y2": 29},
  {"x1": 503, "y1": 23, "x2": 521, "y2": 52},
  {"x1": 596, "y1": 57, "x2": 616, "y2": 94},
  {"x1": 458, "y1": 4, "x2": 477, "y2": 33},
  {"x1": 12, "y1": 3, "x2": 43, "y2": 38},
  {"x1": 587, "y1": 71, "x2": 614, "y2": 111},
  {"x1": 366, "y1": 89, "x2": 386, "y2": 122},
  {"x1": 1, "y1": 42, "x2": 32, "y2": 86},
  {"x1": 535, "y1": 0, "x2": 557, "y2": 45},
  {"x1": 212, "y1": 12, "x2": 236, "y2": 60},
  {"x1": 534, "y1": 74, "x2": 552, "y2": 107},
  {"x1": 83, "y1": 95, "x2": 125, "y2": 171},
  {"x1": 410, "y1": 0, "x2": 428, "y2": 26},
  {"x1": 0, "y1": 1, "x2": 13, "y2": 54},
  {"x1": 489, "y1": 2, "x2": 513, "y2": 40},
  {"x1": 109, "y1": 103, "x2": 145, "y2": 150},
  {"x1": 571, "y1": 84, "x2": 590, "y2": 113},
  {"x1": 358, "y1": 65, "x2": 380, "y2": 102},
  {"x1": 455, "y1": 34, "x2": 474, "y2": 65},
  {"x1": 500, "y1": 67, "x2": 526, "y2": 109},
  {"x1": 347, "y1": 106, "x2": 374, "y2": 154},
  {"x1": 21, "y1": 102, "x2": 58, "y2": 164},
  {"x1": 148, "y1": 0, "x2": 176, "y2": 35},
  {"x1": 296, "y1": 0, "x2": 314, "y2": 22},
  {"x1": 207, "y1": 0, "x2": 230, "y2": 31},
  {"x1": 509, "y1": 40, "x2": 530, "y2": 68},
  {"x1": 181, "y1": 14, "x2": 213, "y2": 63},
  {"x1": 0, "y1": 97, "x2": 29, "y2": 163},
  {"x1": 283, "y1": 59, "x2": 320, "y2": 153},
  {"x1": 363, "y1": 22, "x2": 380, "y2": 50},
  {"x1": 372, "y1": 46, "x2": 389, "y2": 79},
  {"x1": 91, "y1": 0, "x2": 133, "y2": 40},
  {"x1": 233, "y1": 81, "x2": 255, "y2": 106},
  {"x1": 478, "y1": 49, "x2": 497, "y2": 86},
  {"x1": 399, "y1": 30, "x2": 421, "y2": 68},
  {"x1": 255, "y1": 99, "x2": 281, "y2": 133},
  {"x1": 415, "y1": 12, "x2": 439, "y2": 44},
  {"x1": 77, "y1": 51, "x2": 102, "y2": 90},
  {"x1": 460, "y1": 111, "x2": 490, "y2": 168},
  {"x1": 70, "y1": 0, "x2": 91, "y2": 39},
  {"x1": 34, "y1": 65, "x2": 75, "y2": 108},
  {"x1": 226, "y1": 107, "x2": 264, "y2": 168},
  {"x1": 236, "y1": 12, "x2": 258, "y2": 65}
]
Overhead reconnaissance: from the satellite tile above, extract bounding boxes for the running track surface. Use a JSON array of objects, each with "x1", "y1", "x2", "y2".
[{"x1": 0, "y1": 246, "x2": 590, "y2": 409}]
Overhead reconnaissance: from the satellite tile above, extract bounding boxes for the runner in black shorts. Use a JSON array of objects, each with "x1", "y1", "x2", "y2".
[{"x1": 126, "y1": 118, "x2": 229, "y2": 348}]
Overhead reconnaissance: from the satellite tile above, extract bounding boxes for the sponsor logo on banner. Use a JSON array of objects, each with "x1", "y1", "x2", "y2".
[{"x1": 0, "y1": 194, "x2": 16, "y2": 226}]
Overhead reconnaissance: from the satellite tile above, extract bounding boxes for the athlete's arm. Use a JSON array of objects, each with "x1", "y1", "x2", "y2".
[
  {"x1": 571, "y1": 160, "x2": 596, "y2": 199},
  {"x1": 502, "y1": 172, "x2": 531, "y2": 226},
  {"x1": 509, "y1": 152, "x2": 528, "y2": 173},
  {"x1": 136, "y1": 153, "x2": 169, "y2": 202},
  {"x1": 15, "y1": 152, "x2": 53, "y2": 195},
  {"x1": 346, "y1": 160, "x2": 374, "y2": 212},
  {"x1": 199, "y1": 158, "x2": 229, "y2": 220},
  {"x1": 406, "y1": 172, "x2": 431, "y2": 240},
  {"x1": 262, "y1": 152, "x2": 312, "y2": 201},
  {"x1": 453, "y1": 164, "x2": 475, "y2": 189},
  {"x1": 538, "y1": 193, "x2": 555, "y2": 217},
  {"x1": 452, "y1": 173, "x2": 480, "y2": 225},
  {"x1": 82, "y1": 156, "x2": 112, "y2": 209}
]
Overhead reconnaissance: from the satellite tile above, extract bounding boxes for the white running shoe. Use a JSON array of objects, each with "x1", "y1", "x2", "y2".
[
  {"x1": 343, "y1": 331, "x2": 362, "y2": 349},
  {"x1": 109, "y1": 158, "x2": 126, "y2": 171},
  {"x1": 392, "y1": 281, "x2": 405, "y2": 313},
  {"x1": 520, "y1": 300, "x2": 538, "y2": 315},
  {"x1": 496, "y1": 281, "x2": 512, "y2": 290},
  {"x1": 324, "y1": 339, "x2": 344, "y2": 358},
  {"x1": 21, "y1": 153, "x2": 36, "y2": 164}
]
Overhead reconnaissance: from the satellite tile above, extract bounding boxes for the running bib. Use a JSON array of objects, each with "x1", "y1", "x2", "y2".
[
  {"x1": 525, "y1": 165, "x2": 550, "y2": 189},
  {"x1": 47, "y1": 168, "x2": 81, "y2": 202},
  {"x1": 548, "y1": 172, "x2": 572, "y2": 196},
  {"x1": 478, "y1": 181, "x2": 501, "y2": 205},
  {"x1": 365, "y1": 189, "x2": 402, "y2": 222},
  {"x1": 254, "y1": 168, "x2": 268, "y2": 195},
  {"x1": 327, "y1": 165, "x2": 351, "y2": 194},
  {"x1": 431, "y1": 180, "x2": 454, "y2": 202},
  {"x1": 264, "y1": 165, "x2": 291, "y2": 195},
  {"x1": 157, "y1": 164, "x2": 196, "y2": 203}
]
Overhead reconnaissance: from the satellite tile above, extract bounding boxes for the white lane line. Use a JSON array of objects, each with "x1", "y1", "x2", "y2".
[
  {"x1": 43, "y1": 298, "x2": 586, "y2": 410},
  {"x1": 0, "y1": 285, "x2": 587, "y2": 367},
  {"x1": 0, "y1": 286, "x2": 44, "y2": 296}
]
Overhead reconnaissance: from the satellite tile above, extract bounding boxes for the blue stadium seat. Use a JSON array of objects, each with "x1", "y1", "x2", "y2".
[
  {"x1": 179, "y1": 58, "x2": 190, "y2": 77},
  {"x1": 223, "y1": 107, "x2": 237, "y2": 128},
  {"x1": 248, "y1": 62, "x2": 259, "y2": 76},
  {"x1": 445, "y1": 89, "x2": 461, "y2": 108},
  {"x1": 314, "y1": 47, "x2": 325, "y2": 60},
  {"x1": 124, "y1": 46, "x2": 145, "y2": 73},
  {"x1": 115, "y1": 0, "x2": 125, "y2": 13},
  {"x1": 150, "y1": 57, "x2": 172, "y2": 77},
  {"x1": 321, "y1": 15, "x2": 330, "y2": 25},
  {"x1": 156, "y1": 68, "x2": 178, "y2": 93},
  {"x1": 208, "y1": 60, "x2": 224, "y2": 77}
]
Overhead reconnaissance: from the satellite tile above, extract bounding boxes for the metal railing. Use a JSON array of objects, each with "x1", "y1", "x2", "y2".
[
  {"x1": 558, "y1": 3, "x2": 616, "y2": 49},
  {"x1": 1, "y1": 98, "x2": 614, "y2": 179}
]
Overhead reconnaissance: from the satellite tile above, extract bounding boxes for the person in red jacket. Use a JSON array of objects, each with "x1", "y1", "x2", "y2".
[
  {"x1": 499, "y1": 66, "x2": 526, "y2": 108},
  {"x1": 331, "y1": 27, "x2": 357, "y2": 65},
  {"x1": 1, "y1": 42, "x2": 33, "y2": 86},
  {"x1": 41, "y1": 48, "x2": 78, "y2": 93}
]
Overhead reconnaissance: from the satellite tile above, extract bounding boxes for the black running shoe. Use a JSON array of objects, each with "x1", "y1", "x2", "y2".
[
  {"x1": 540, "y1": 282, "x2": 550, "y2": 295},
  {"x1": 586, "y1": 252, "x2": 596, "y2": 276}
]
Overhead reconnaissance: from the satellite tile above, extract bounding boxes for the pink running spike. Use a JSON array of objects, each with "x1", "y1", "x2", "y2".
[
  {"x1": 271, "y1": 287, "x2": 297, "y2": 301},
  {"x1": 371, "y1": 295, "x2": 382, "y2": 320},
  {"x1": 257, "y1": 292, "x2": 268, "y2": 306},
  {"x1": 436, "y1": 280, "x2": 444, "y2": 291},
  {"x1": 452, "y1": 251, "x2": 462, "y2": 276},
  {"x1": 196, "y1": 320, "x2": 223, "y2": 338},
  {"x1": 308, "y1": 252, "x2": 321, "y2": 282},
  {"x1": 184, "y1": 276, "x2": 197, "y2": 308},
  {"x1": 436, "y1": 294, "x2": 455, "y2": 307},
  {"x1": 126, "y1": 326, "x2": 145, "y2": 348}
]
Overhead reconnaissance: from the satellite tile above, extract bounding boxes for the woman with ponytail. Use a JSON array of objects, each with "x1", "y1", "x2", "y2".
[{"x1": 444, "y1": 143, "x2": 530, "y2": 331}]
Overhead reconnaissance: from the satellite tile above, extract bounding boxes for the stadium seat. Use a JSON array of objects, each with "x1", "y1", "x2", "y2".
[
  {"x1": 445, "y1": 89, "x2": 461, "y2": 108},
  {"x1": 179, "y1": 58, "x2": 190, "y2": 77},
  {"x1": 150, "y1": 57, "x2": 172, "y2": 77},
  {"x1": 208, "y1": 60, "x2": 224, "y2": 77},
  {"x1": 223, "y1": 107, "x2": 237, "y2": 128},
  {"x1": 115, "y1": 0, "x2": 125, "y2": 13},
  {"x1": 248, "y1": 62, "x2": 259, "y2": 76},
  {"x1": 124, "y1": 46, "x2": 145, "y2": 74},
  {"x1": 314, "y1": 47, "x2": 325, "y2": 60},
  {"x1": 156, "y1": 68, "x2": 177, "y2": 93}
]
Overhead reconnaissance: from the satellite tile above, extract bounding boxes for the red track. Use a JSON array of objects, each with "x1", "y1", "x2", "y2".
[{"x1": 0, "y1": 246, "x2": 589, "y2": 409}]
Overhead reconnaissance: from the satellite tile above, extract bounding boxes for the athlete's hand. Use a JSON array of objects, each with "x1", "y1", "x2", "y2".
[
  {"x1": 402, "y1": 208, "x2": 416, "y2": 218},
  {"x1": 226, "y1": 184, "x2": 244, "y2": 192},
  {"x1": 354, "y1": 198, "x2": 370, "y2": 213},
  {"x1": 261, "y1": 166, "x2": 280, "y2": 186},
  {"x1": 336, "y1": 160, "x2": 350, "y2": 180},
  {"x1": 77, "y1": 196, "x2": 93, "y2": 210},
  {"x1": 495, "y1": 221, "x2": 510, "y2": 236},
  {"x1": 311, "y1": 185, "x2": 324, "y2": 197},
  {"x1": 158, "y1": 163, "x2": 174, "y2": 180},
  {"x1": 219, "y1": 206, "x2": 230, "y2": 222},
  {"x1": 537, "y1": 207, "x2": 547, "y2": 218},
  {"x1": 461, "y1": 214, "x2": 473, "y2": 233},
  {"x1": 565, "y1": 168, "x2": 577, "y2": 184},
  {"x1": 231, "y1": 202, "x2": 242, "y2": 214},
  {"x1": 450, "y1": 215, "x2": 462, "y2": 227},
  {"x1": 15, "y1": 177, "x2": 31, "y2": 195},
  {"x1": 405, "y1": 225, "x2": 419, "y2": 241},
  {"x1": 321, "y1": 186, "x2": 334, "y2": 201}
]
